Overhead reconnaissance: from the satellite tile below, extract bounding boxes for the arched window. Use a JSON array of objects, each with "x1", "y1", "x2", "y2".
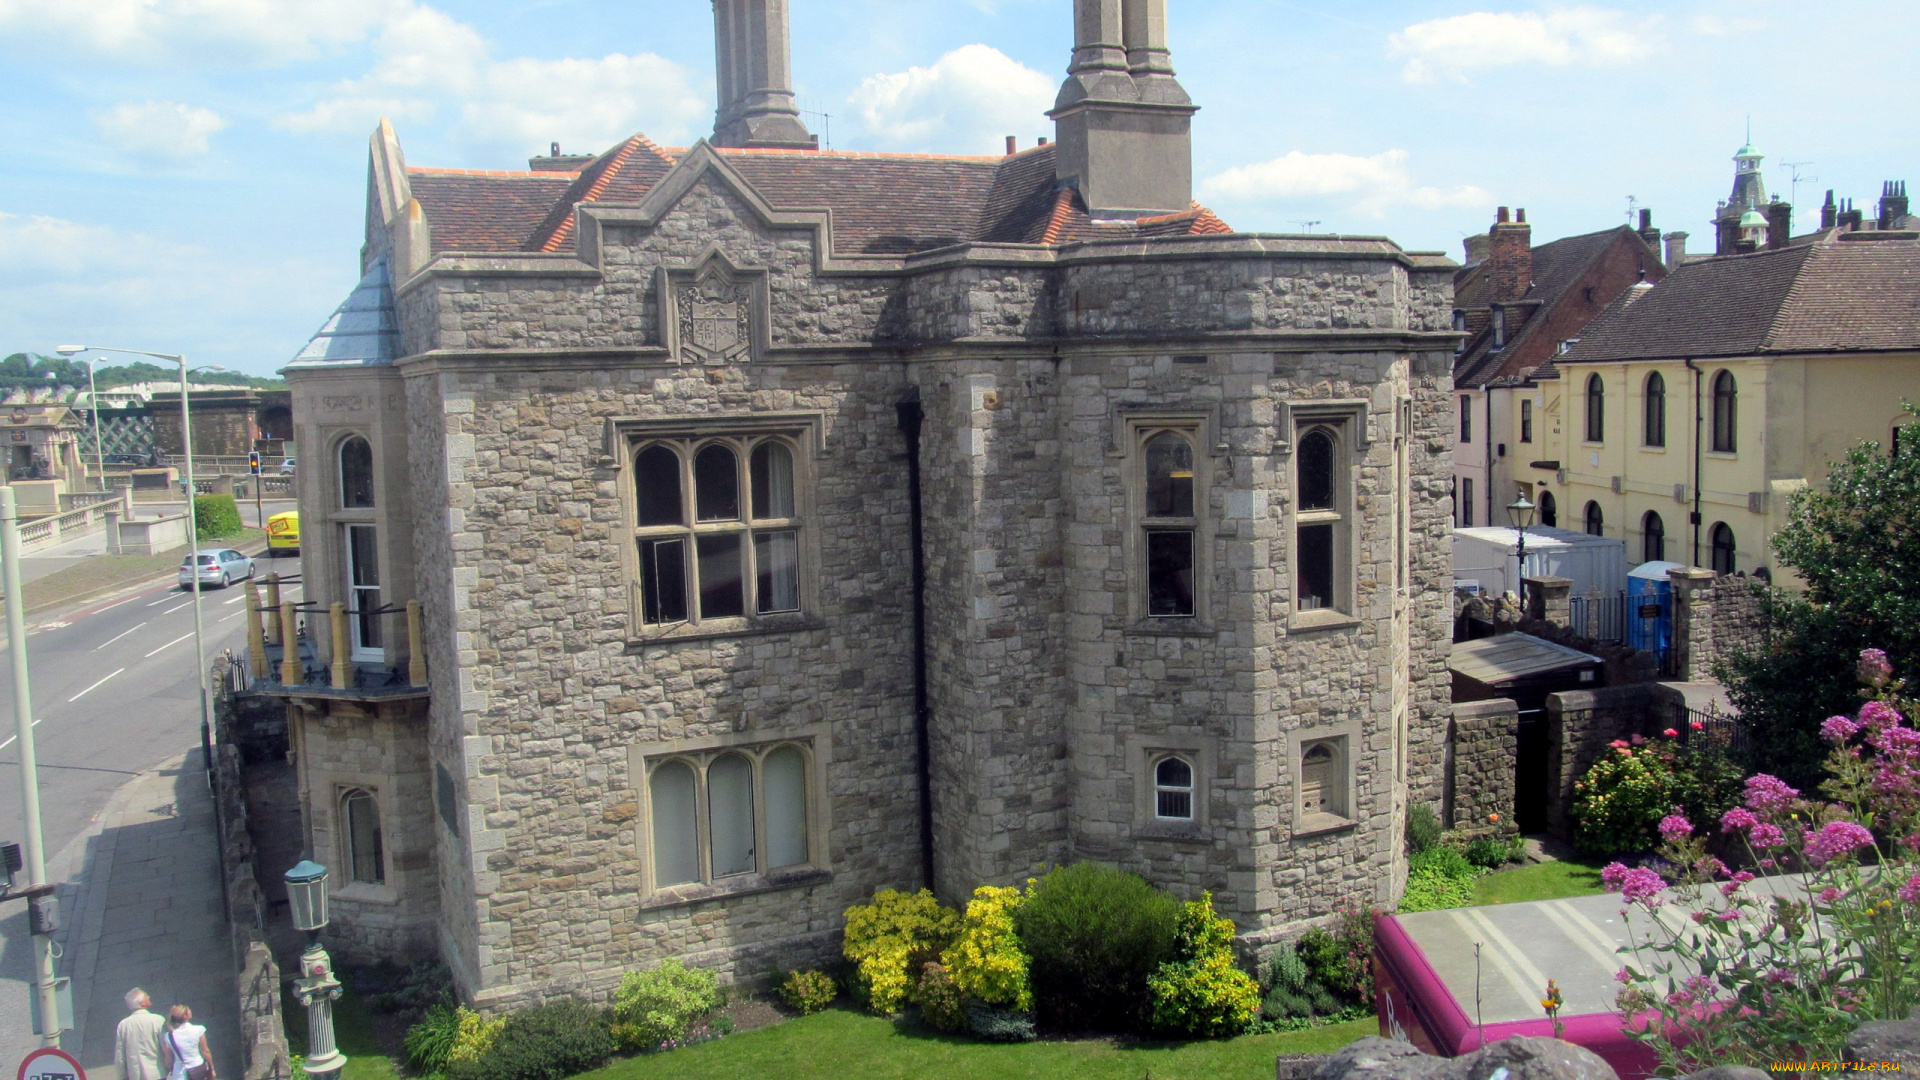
[
  {"x1": 763, "y1": 746, "x2": 809, "y2": 869},
  {"x1": 1710, "y1": 523, "x2": 1736, "y2": 576},
  {"x1": 1642, "y1": 511, "x2": 1666, "y2": 563},
  {"x1": 1142, "y1": 430, "x2": 1197, "y2": 617},
  {"x1": 1153, "y1": 757, "x2": 1194, "y2": 820},
  {"x1": 649, "y1": 761, "x2": 699, "y2": 887},
  {"x1": 1538, "y1": 490, "x2": 1557, "y2": 528},
  {"x1": 1296, "y1": 428, "x2": 1343, "y2": 611},
  {"x1": 632, "y1": 437, "x2": 802, "y2": 625},
  {"x1": 1643, "y1": 372, "x2": 1666, "y2": 447},
  {"x1": 341, "y1": 788, "x2": 384, "y2": 885},
  {"x1": 1584, "y1": 501, "x2": 1604, "y2": 537},
  {"x1": 707, "y1": 753, "x2": 756, "y2": 878},
  {"x1": 1585, "y1": 374, "x2": 1606, "y2": 443},
  {"x1": 1711, "y1": 370, "x2": 1738, "y2": 452},
  {"x1": 339, "y1": 436, "x2": 374, "y2": 508},
  {"x1": 1298, "y1": 739, "x2": 1348, "y2": 821}
]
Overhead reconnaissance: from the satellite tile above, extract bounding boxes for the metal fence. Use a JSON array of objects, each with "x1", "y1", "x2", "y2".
[
  {"x1": 1667, "y1": 698, "x2": 1748, "y2": 756},
  {"x1": 1567, "y1": 593, "x2": 1626, "y2": 643}
]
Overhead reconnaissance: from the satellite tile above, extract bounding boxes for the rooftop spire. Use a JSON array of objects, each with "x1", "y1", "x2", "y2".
[
  {"x1": 711, "y1": 0, "x2": 816, "y2": 150},
  {"x1": 1050, "y1": 0, "x2": 1197, "y2": 217}
]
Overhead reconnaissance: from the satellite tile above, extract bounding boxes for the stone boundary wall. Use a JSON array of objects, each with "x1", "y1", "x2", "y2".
[
  {"x1": 1543, "y1": 683, "x2": 1657, "y2": 840},
  {"x1": 1446, "y1": 699, "x2": 1518, "y2": 837},
  {"x1": 211, "y1": 667, "x2": 293, "y2": 1080},
  {"x1": 1670, "y1": 571, "x2": 1772, "y2": 683}
]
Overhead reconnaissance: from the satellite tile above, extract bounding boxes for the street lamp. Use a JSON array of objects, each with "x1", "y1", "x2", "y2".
[
  {"x1": 285, "y1": 860, "x2": 347, "y2": 1078},
  {"x1": 70, "y1": 358, "x2": 107, "y2": 491},
  {"x1": 1508, "y1": 491, "x2": 1537, "y2": 608}
]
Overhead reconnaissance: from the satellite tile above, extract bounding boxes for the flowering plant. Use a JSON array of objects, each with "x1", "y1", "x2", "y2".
[
  {"x1": 1571, "y1": 723, "x2": 1745, "y2": 858},
  {"x1": 1606, "y1": 651, "x2": 1920, "y2": 1074}
]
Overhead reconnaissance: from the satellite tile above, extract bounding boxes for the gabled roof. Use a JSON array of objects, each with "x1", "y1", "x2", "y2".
[
  {"x1": 408, "y1": 170, "x2": 577, "y2": 254},
  {"x1": 1562, "y1": 235, "x2": 1920, "y2": 362},
  {"x1": 1453, "y1": 226, "x2": 1657, "y2": 388}
]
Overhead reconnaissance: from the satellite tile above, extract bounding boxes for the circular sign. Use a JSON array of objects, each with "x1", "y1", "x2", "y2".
[
  {"x1": 17, "y1": 1047, "x2": 86, "y2": 1080},
  {"x1": 10, "y1": 412, "x2": 27, "y2": 425}
]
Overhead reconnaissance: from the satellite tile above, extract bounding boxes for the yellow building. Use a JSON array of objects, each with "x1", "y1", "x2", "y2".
[{"x1": 1519, "y1": 232, "x2": 1920, "y2": 579}]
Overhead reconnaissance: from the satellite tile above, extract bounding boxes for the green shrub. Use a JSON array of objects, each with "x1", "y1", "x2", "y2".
[
  {"x1": 608, "y1": 959, "x2": 722, "y2": 1050},
  {"x1": 367, "y1": 960, "x2": 455, "y2": 1018},
  {"x1": 915, "y1": 962, "x2": 968, "y2": 1033},
  {"x1": 1572, "y1": 738, "x2": 1678, "y2": 857},
  {"x1": 1399, "y1": 861, "x2": 1479, "y2": 912},
  {"x1": 1409, "y1": 845, "x2": 1473, "y2": 877},
  {"x1": 447, "y1": 1009, "x2": 505, "y2": 1073},
  {"x1": 1404, "y1": 804, "x2": 1442, "y2": 856},
  {"x1": 193, "y1": 494, "x2": 242, "y2": 539},
  {"x1": 1296, "y1": 899, "x2": 1376, "y2": 1003},
  {"x1": 1146, "y1": 891, "x2": 1260, "y2": 1038},
  {"x1": 403, "y1": 1004, "x2": 462, "y2": 1078},
  {"x1": 943, "y1": 884, "x2": 1031, "y2": 1012},
  {"x1": 777, "y1": 969, "x2": 837, "y2": 1015},
  {"x1": 1258, "y1": 943, "x2": 1343, "y2": 1025},
  {"x1": 447, "y1": 1001, "x2": 613, "y2": 1080},
  {"x1": 1014, "y1": 862, "x2": 1180, "y2": 1031},
  {"x1": 842, "y1": 889, "x2": 960, "y2": 1015},
  {"x1": 1462, "y1": 835, "x2": 1515, "y2": 869},
  {"x1": 966, "y1": 1003, "x2": 1036, "y2": 1042}
]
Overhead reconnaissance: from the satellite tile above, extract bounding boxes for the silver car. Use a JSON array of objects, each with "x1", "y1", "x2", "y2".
[{"x1": 179, "y1": 548, "x2": 255, "y2": 589}]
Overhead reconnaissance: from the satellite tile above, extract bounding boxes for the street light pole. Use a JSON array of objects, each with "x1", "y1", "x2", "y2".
[
  {"x1": 1508, "y1": 492, "x2": 1537, "y2": 611},
  {"x1": 86, "y1": 360, "x2": 105, "y2": 492}
]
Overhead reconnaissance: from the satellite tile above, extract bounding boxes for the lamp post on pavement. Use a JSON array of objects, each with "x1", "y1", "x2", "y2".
[
  {"x1": 1508, "y1": 492, "x2": 1537, "y2": 609},
  {"x1": 285, "y1": 860, "x2": 347, "y2": 1078},
  {"x1": 78, "y1": 358, "x2": 107, "y2": 491}
]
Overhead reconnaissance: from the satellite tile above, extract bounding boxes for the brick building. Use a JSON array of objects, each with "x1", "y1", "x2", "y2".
[{"x1": 269, "y1": 0, "x2": 1462, "y2": 1009}]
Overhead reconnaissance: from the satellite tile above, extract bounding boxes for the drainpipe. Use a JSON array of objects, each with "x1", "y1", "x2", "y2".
[
  {"x1": 895, "y1": 388, "x2": 935, "y2": 894},
  {"x1": 1683, "y1": 359, "x2": 1703, "y2": 567}
]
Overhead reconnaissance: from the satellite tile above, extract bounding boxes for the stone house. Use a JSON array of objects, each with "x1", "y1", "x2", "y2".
[{"x1": 264, "y1": 0, "x2": 1462, "y2": 1010}]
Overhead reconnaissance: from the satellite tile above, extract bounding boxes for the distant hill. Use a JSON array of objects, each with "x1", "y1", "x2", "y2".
[{"x1": 0, "y1": 353, "x2": 287, "y2": 395}]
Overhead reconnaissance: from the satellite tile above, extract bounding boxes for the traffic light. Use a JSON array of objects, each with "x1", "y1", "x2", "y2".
[{"x1": 249, "y1": 451, "x2": 262, "y2": 475}]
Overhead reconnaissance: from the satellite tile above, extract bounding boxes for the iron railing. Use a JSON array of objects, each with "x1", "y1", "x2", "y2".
[{"x1": 1567, "y1": 593, "x2": 1626, "y2": 643}]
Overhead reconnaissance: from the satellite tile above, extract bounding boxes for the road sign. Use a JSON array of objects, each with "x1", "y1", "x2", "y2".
[{"x1": 16, "y1": 1046, "x2": 84, "y2": 1080}]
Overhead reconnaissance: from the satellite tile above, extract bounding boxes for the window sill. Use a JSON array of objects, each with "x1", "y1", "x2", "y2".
[
  {"x1": 332, "y1": 882, "x2": 400, "y2": 906},
  {"x1": 1705, "y1": 450, "x2": 1739, "y2": 459},
  {"x1": 1137, "y1": 819, "x2": 1210, "y2": 843},
  {"x1": 1287, "y1": 609, "x2": 1360, "y2": 633},
  {"x1": 1293, "y1": 813, "x2": 1357, "y2": 838},
  {"x1": 1639, "y1": 445, "x2": 1668, "y2": 453},
  {"x1": 639, "y1": 865, "x2": 832, "y2": 911},
  {"x1": 627, "y1": 614, "x2": 826, "y2": 649},
  {"x1": 1127, "y1": 619, "x2": 1216, "y2": 639}
]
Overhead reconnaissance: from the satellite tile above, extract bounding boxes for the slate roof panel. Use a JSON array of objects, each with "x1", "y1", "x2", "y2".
[{"x1": 407, "y1": 170, "x2": 578, "y2": 254}]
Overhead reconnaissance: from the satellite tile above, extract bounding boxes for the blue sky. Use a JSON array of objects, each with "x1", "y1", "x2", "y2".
[{"x1": 1, "y1": 0, "x2": 1913, "y2": 377}]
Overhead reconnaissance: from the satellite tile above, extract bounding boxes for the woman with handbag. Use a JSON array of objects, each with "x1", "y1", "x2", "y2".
[{"x1": 161, "y1": 1005, "x2": 215, "y2": 1080}]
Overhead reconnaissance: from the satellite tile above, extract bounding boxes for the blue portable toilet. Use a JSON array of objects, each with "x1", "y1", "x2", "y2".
[{"x1": 1626, "y1": 561, "x2": 1685, "y2": 660}]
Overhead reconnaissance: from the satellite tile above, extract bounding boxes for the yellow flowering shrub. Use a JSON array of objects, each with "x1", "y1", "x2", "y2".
[
  {"x1": 842, "y1": 888, "x2": 960, "y2": 1015},
  {"x1": 1146, "y1": 891, "x2": 1259, "y2": 1037},
  {"x1": 447, "y1": 1007, "x2": 505, "y2": 1068},
  {"x1": 943, "y1": 885, "x2": 1032, "y2": 1012}
]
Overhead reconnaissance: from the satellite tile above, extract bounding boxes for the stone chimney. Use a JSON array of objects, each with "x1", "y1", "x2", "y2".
[
  {"x1": 1766, "y1": 201, "x2": 1792, "y2": 250},
  {"x1": 1462, "y1": 233, "x2": 1490, "y2": 266},
  {"x1": 1663, "y1": 231, "x2": 1688, "y2": 268},
  {"x1": 1839, "y1": 200, "x2": 1865, "y2": 231},
  {"x1": 1820, "y1": 189, "x2": 1838, "y2": 229},
  {"x1": 1485, "y1": 207, "x2": 1533, "y2": 302},
  {"x1": 1050, "y1": 0, "x2": 1198, "y2": 217},
  {"x1": 712, "y1": 0, "x2": 817, "y2": 150},
  {"x1": 1881, "y1": 181, "x2": 1910, "y2": 229},
  {"x1": 530, "y1": 142, "x2": 597, "y2": 172},
  {"x1": 1637, "y1": 209, "x2": 1661, "y2": 251}
]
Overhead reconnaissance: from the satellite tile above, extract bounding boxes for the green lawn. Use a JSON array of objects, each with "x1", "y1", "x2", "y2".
[
  {"x1": 578, "y1": 1009, "x2": 1374, "y2": 1080},
  {"x1": 283, "y1": 987, "x2": 402, "y2": 1080},
  {"x1": 1469, "y1": 858, "x2": 1608, "y2": 906}
]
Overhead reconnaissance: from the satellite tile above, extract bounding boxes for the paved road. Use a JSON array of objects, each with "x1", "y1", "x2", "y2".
[{"x1": 0, "y1": 544, "x2": 303, "y2": 1063}]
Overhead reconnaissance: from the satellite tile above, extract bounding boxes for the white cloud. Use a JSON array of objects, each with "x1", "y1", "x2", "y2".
[
  {"x1": 1690, "y1": 14, "x2": 1770, "y2": 36},
  {"x1": 849, "y1": 44, "x2": 1055, "y2": 153},
  {"x1": 0, "y1": 0, "x2": 412, "y2": 64},
  {"x1": 1201, "y1": 150, "x2": 1493, "y2": 218},
  {"x1": 1388, "y1": 7, "x2": 1660, "y2": 84},
  {"x1": 92, "y1": 101, "x2": 229, "y2": 161},
  {"x1": 275, "y1": 4, "x2": 706, "y2": 153}
]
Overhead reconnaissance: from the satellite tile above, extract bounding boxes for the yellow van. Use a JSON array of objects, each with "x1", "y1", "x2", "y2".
[{"x1": 266, "y1": 510, "x2": 300, "y2": 555}]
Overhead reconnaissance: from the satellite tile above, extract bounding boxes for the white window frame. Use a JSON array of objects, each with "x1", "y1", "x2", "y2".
[{"x1": 1126, "y1": 733, "x2": 1214, "y2": 840}]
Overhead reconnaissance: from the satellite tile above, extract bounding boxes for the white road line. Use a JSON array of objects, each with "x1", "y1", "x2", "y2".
[
  {"x1": 224, "y1": 594, "x2": 248, "y2": 605},
  {"x1": 144, "y1": 632, "x2": 194, "y2": 658},
  {"x1": 0, "y1": 718, "x2": 42, "y2": 752},
  {"x1": 94, "y1": 622, "x2": 148, "y2": 651},
  {"x1": 92, "y1": 595, "x2": 140, "y2": 616},
  {"x1": 160, "y1": 601, "x2": 193, "y2": 615},
  {"x1": 218, "y1": 612, "x2": 242, "y2": 624},
  {"x1": 147, "y1": 592, "x2": 184, "y2": 607},
  {"x1": 68, "y1": 668, "x2": 126, "y2": 703}
]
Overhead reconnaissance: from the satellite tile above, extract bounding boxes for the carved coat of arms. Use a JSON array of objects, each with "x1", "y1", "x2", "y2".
[{"x1": 676, "y1": 269, "x2": 753, "y2": 363}]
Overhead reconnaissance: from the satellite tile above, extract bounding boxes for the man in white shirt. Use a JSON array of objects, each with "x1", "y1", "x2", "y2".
[{"x1": 115, "y1": 989, "x2": 167, "y2": 1080}]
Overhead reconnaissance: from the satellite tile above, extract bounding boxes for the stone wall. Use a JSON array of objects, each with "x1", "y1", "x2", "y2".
[
  {"x1": 1543, "y1": 684, "x2": 1660, "y2": 839},
  {"x1": 1670, "y1": 570, "x2": 1771, "y2": 683},
  {"x1": 1447, "y1": 699, "x2": 1517, "y2": 836}
]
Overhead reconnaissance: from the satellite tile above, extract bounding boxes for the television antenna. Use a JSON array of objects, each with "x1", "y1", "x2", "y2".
[
  {"x1": 1290, "y1": 220, "x2": 1322, "y2": 233},
  {"x1": 1780, "y1": 161, "x2": 1818, "y2": 214},
  {"x1": 1623, "y1": 195, "x2": 1640, "y2": 224}
]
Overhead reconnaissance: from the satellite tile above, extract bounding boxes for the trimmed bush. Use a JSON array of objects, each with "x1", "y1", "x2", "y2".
[
  {"x1": 609, "y1": 959, "x2": 722, "y2": 1051},
  {"x1": 777, "y1": 969, "x2": 836, "y2": 1015},
  {"x1": 1259, "y1": 943, "x2": 1343, "y2": 1025},
  {"x1": 1146, "y1": 891, "x2": 1260, "y2": 1038},
  {"x1": 842, "y1": 889, "x2": 960, "y2": 1015},
  {"x1": 446, "y1": 1009, "x2": 505, "y2": 1073},
  {"x1": 193, "y1": 494, "x2": 243, "y2": 540},
  {"x1": 1462, "y1": 835, "x2": 1518, "y2": 869},
  {"x1": 966, "y1": 1002, "x2": 1036, "y2": 1043},
  {"x1": 1404, "y1": 804, "x2": 1442, "y2": 856},
  {"x1": 943, "y1": 885, "x2": 1031, "y2": 1012},
  {"x1": 447, "y1": 1001, "x2": 613, "y2": 1080},
  {"x1": 915, "y1": 962, "x2": 967, "y2": 1033},
  {"x1": 1014, "y1": 862, "x2": 1179, "y2": 1031}
]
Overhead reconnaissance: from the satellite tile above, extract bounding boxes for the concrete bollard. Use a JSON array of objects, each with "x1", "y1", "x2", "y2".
[{"x1": 264, "y1": 573, "x2": 282, "y2": 645}]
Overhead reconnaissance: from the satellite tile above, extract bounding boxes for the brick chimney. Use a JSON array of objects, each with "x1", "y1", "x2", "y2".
[
  {"x1": 1839, "y1": 200, "x2": 1864, "y2": 231},
  {"x1": 1881, "y1": 181, "x2": 1910, "y2": 229},
  {"x1": 1637, "y1": 209, "x2": 1661, "y2": 250},
  {"x1": 1766, "y1": 201, "x2": 1792, "y2": 249},
  {"x1": 1485, "y1": 207, "x2": 1533, "y2": 302},
  {"x1": 1462, "y1": 234, "x2": 1490, "y2": 265},
  {"x1": 1820, "y1": 189, "x2": 1838, "y2": 229},
  {"x1": 1663, "y1": 231, "x2": 1688, "y2": 268}
]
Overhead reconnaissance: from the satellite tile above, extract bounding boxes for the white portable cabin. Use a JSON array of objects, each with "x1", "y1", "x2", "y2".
[{"x1": 1451, "y1": 525, "x2": 1629, "y2": 600}]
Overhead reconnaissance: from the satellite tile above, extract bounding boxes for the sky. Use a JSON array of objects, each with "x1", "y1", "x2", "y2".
[{"x1": 1, "y1": 0, "x2": 1914, "y2": 378}]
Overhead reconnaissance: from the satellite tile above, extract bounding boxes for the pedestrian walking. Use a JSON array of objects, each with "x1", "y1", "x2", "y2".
[
  {"x1": 115, "y1": 989, "x2": 168, "y2": 1080},
  {"x1": 160, "y1": 1005, "x2": 214, "y2": 1080}
]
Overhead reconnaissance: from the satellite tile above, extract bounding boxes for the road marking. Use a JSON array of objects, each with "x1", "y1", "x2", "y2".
[
  {"x1": 224, "y1": 594, "x2": 247, "y2": 605},
  {"x1": 91, "y1": 595, "x2": 140, "y2": 615},
  {"x1": 218, "y1": 612, "x2": 242, "y2": 624},
  {"x1": 0, "y1": 717, "x2": 42, "y2": 752},
  {"x1": 35, "y1": 621, "x2": 70, "y2": 632},
  {"x1": 147, "y1": 593, "x2": 184, "y2": 607},
  {"x1": 160, "y1": 601, "x2": 193, "y2": 615},
  {"x1": 94, "y1": 622, "x2": 148, "y2": 651},
  {"x1": 67, "y1": 668, "x2": 126, "y2": 703},
  {"x1": 144, "y1": 632, "x2": 195, "y2": 658}
]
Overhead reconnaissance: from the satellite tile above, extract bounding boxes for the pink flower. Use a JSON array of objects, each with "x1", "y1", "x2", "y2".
[
  {"x1": 1658, "y1": 813, "x2": 1694, "y2": 843},
  {"x1": 1609, "y1": 739, "x2": 1630, "y2": 750},
  {"x1": 1743, "y1": 774, "x2": 1801, "y2": 814},
  {"x1": 1758, "y1": 857, "x2": 1778, "y2": 869},
  {"x1": 1631, "y1": 734, "x2": 1647, "y2": 746},
  {"x1": 1860, "y1": 648, "x2": 1893, "y2": 688},
  {"x1": 1601, "y1": 862, "x2": 1630, "y2": 889},
  {"x1": 1803, "y1": 821, "x2": 1876, "y2": 866},
  {"x1": 1860, "y1": 700, "x2": 1905, "y2": 730},
  {"x1": 1619, "y1": 867, "x2": 1666, "y2": 904},
  {"x1": 1822, "y1": 716, "x2": 1861, "y2": 743},
  {"x1": 1615, "y1": 967, "x2": 1633, "y2": 984},
  {"x1": 1899, "y1": 874, "x2": 1920, "y2": 906},
  {"x1": 1818, "y1": 887, "x2": 1842, "y2": 903},
  {"x1": 1765, "y1": 968, "x2": 1793, "y2": 986},
  {"x1": 1720, "y1": 807, "x2": 1758, "y2": 833},
  {"x1": 1716, "y1": 908, "x2": 1741, "y2": 922},
  {"x1": 1690, "y1": 720, "x2": 1705, "y2": 731},
  {"x1": 1663, "y1": 728, "x2": 1680, "y2": 738}
]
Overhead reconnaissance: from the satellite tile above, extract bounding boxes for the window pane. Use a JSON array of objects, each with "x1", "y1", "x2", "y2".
[
  {"x1": 1297, "y1": 522, "x2": 1334, "y2": 610},
  {"x1": 340, "y1": 436, "x2": 375, "y2": 508},
  {"x1": 755, "y1": 530, "x2": 800, "y2": 614},
  {"x1": 1645, "y1": 373, "x2": 1666, "y2": 447},
  {"x1": 1298, "y1": 430, "x2": 1334, "y2": 511},
  {"x1": 1145, "y1": 529, "x2": 1195, "y2": 617},
  {"x1": 1587, "y1": 375, "x2": 1605, "y2": 442},
  {"x1": 1713, "y1": 372, "x2": 1737, "y2": 452},
  {"x1": 764, "y1": 747, "x2": 808, "y2": 869},
  {"x1": 1585, "y1": 502, "x2": 1603, "y2": 537},
  {"x1": 695, "y1": 444, "x2": 740, "y2": 521},
  {"x1": 1157, "y1": 789, "x2": 1192, "y2": 819},
  {"x1": 708, "y1": 754, "x2": 755, "y2": 877},
  {"x1": 1538, "y1": 491, "x2": 1557, "y2": 528},
  {"x1": 1144, "y1": 433, "x2": 1193, "y2": 517},
  {"x1": 639, "y1": 538, "x2": 688, "y2": 624},
  {"x1": 751, "y1": 442, "x2": 795, "y2": 519},
  {"x1": 1711, "y1": 524, "x2": 1736, "y2": 575},
  {"x1": 347, "y1": 525, "x2": 382, "y2": 651},
  {"x1": 696, "y1": 534, "x2": 745, "y2": 619},
  {"x1": 1643, "y1": 513, "x2": 1665, "y2": 563},
  {"x1": 1521, "y1": 399, "x2": 1533, "y2": 443},
  {"x1": 649, "y1": 761, "x2": 699, "y2": 886},
  {"x1": 343, "y1": 789, "x2": 383, "y2": 884},
  {"x1": 635, "y1": 445, "x2": 684, "y2": 527},
  {"x1": 1155, "y1": 757, "x2": 1191, "y2": 788}
]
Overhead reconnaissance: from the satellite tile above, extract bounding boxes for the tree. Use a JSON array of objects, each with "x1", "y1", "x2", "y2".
[{"x1": 1717, "y1": 403, "x2": 1920, "y2": 788}]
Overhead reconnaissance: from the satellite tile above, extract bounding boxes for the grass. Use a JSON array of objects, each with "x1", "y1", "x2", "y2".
[
  {"x1": 284, "y1": 986, "x2": 403, "y2": 1080},
  {"x1": 1469, "y1": 858, "x2": 1608, "y2": 906},
  {"x1": 21, "y1": 526, "x2": 265, "y2": 614},
  {"x1": 577, "y1": 1009, "x2": 1377, "y2": 1080}
]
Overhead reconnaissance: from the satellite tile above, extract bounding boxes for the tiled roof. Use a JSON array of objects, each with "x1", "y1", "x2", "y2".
[
  {"x1": 1562, "y1": 235, "x2": 1920, "y2": 362},
  {"x1": 288, "y1": 257, "x2": 401, "y2": 368},
  {"x1": 408, "y1": 138, "x2": 1234, "y2": 260},
  {"x1": 1453, "y1": 226, "x2": 1652, "y2": 387}
]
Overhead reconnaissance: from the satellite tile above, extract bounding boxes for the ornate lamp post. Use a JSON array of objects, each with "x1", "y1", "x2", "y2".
[
  {"x1": 1507, "y1": 492, "x2": 1537, "y2": 608},
  {"x1": 285, "y1": 860, "x2": 347, "y2": 1078}
]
